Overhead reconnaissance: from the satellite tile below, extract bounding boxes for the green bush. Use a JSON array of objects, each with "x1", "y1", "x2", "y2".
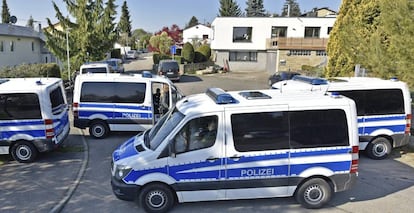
[
  {"x1": 152, "y1": 53, "x2": 172, "y2": 64},
  {"x1": 194, "y1": 51, "x2": 206, "y2": 63},
  {"x1": 174, "y1": 56, "x2": 184, "y2": 64},
  {"x1": 0, "y1": 63, "x2": 61, "y2": 78},
  {"x1": 111, "y1": 49, "x2": 122, "y2": 59},
  {"x1": 182, "y1": 42, "x2": 195, "y2": 63},
  {"x1": 196, "y1": 44, "x2": 211, "y2": 62}
]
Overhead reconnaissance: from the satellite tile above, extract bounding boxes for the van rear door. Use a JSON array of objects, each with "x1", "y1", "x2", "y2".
[{"x1": 46, "y1": 81, "x2": 70, "y2": 144}]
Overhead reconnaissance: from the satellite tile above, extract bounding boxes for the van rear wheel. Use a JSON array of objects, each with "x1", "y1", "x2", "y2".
[
  {"x1": 139, "y1": 183, "x2": 175, "y2": 213},
  {"x1": 295, "y1": 178, "x2": 332, "y2": 209},
  {"x1": 11, "y1": 141, "x2": 38, "y2": 163},
  {"x1": 366, "y1": 137, "x2": 391, "y2": 160},
  {"x1": 89, "y1": 120, "x2": 109, "y2": 139}
]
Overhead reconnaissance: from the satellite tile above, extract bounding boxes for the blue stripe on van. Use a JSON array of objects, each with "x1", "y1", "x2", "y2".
[
  {"x1": 2, "y1": 129, "x2": 46, "y2": 139},
  {"x1": 123, "y1": 149, "x2": 352, "y2": 183},
  {"x1": 363, "y1": 125, "x2": 406, "y2": 134},
  {"x1": 0, "y1": 120, "x2": 44, "y2": 127},
  {"x1": 79, "y1": 111, "x2": 114, "y2": 118},
  {"x1": 79, "y1": 103, "x2": 151, "y2": 111},
  {"x1": 357, "y1": 115, "x2": 406, "y2": 123}
]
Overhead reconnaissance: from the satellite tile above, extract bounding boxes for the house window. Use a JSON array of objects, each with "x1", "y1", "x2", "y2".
[
  {"x1": 32, "y1": 42, "x2": 35, "y2": 51},
  {"x1": 10, "y1": 41, "x2": 14, "y2": 52},
  {"x1": 229, "y1": 51, "x2": 257, "y2": 62},
  {"x1": 327, "y1": 27, "x2": 333, "y2": 35},
  {"x1": 271, "y1": 26, "x2": 287, "y2": 38},
  {"x1": 203, "y1": 34, "x2": 208, "y2": 40},
  {"x1": 233, "y1": 27, "x2": 252, "y2": 42},
  {"x1": 304, "y1": 27, "x2": 320, "y2": 38},
  {"x1": 316, "y1": 50, "x2": 327, "y2": 56},
  {"x1": 288, "y1": 50, "x2": 311, "y2": 56},
  {"x1": 0, "y1": 41, "x2": 3, "y2": 52}
]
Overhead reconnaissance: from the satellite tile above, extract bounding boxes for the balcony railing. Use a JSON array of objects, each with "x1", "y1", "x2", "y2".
[{"x1": 266, "y1": 37, "x2": 329, "y2": 50}]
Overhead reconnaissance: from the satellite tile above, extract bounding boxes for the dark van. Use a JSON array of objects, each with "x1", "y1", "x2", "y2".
[{"x1": 158, "y1": 59, "x2": 180, "y2": 81}]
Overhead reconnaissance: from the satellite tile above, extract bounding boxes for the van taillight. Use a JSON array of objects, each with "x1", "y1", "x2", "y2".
[
  {"x1": 45, "y1": 119, "x2": 55, "y2": 139},
  {"x1": 350, "y1": 146, "x2": 359, "y2": 173},
  {"x1": 73, "y1": 102, "x2": 79, "y2": 118},
  {"x1": 405, "y1": 114, "x2": 411, "y2": 134}
]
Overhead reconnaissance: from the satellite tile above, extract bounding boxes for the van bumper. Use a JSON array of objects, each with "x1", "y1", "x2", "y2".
[
  {"x1": 392, "y1": 134, "x2": 411, "y2": 148},
  {"x1": 33, "y1": 126, "x2": 70, "y2": 153},
  {"x1": 111, "y1": 176, "x2": 140, "y2": 201},
  {"x1": 74, "y1": 118, "x2": 89, "y2": 129}
]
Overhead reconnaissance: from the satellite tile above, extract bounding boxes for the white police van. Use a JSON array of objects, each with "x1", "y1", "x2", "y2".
[
  {"x1": 111, "y1": 88, "x2": 359, "y2": 212},
  {"x1": 0, "y1": 78, "x2": 70, "y2": 163},
  {"x1": 72, "y1": 72, "x2": 184, "y2": 138},
  {"x1": 272, "y1": 76, "x2": 412, "y2": 160}
]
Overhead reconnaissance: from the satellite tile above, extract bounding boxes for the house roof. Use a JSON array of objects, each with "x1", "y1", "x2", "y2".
[{"x1": 0, "y1": 24, "x2": 46, "y2": 41}]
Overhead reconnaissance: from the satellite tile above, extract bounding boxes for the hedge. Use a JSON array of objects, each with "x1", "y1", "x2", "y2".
[{"x1": 0, "y1": 63, "x2": 61, "y2": 78}]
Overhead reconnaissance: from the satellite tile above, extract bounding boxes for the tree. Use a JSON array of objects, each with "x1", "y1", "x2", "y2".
[
  {"x1": 218, "y1": 0, "x2": 242, "y2": 17},
  {"x1": 281, "y1": 0, "x2": 301, "y2": 17},
  {"x1": 182, "y1": 42, "x2": 195, "y2": 63},
  {"x1": 132, "y1": 28, "x2": 152, "y2": 49},
  {"x1": 26, "y1": 15, "x2": 34, "y2": 28},
  {"x1": 155, "y1": 24, "x2": 182, "y2": 43},
  {"x1": 245, "y1": 0, "x2": 265, "y2": 17},
  {"x1": 117, "y1": 0, "x2": 132, "y2": 46},
  {"x1": 186, "y1": 16, "x2": 199, "y2": 29},
  {"x1": 1, "y1": 0, "x2": 10, "y2": 23},
  {"x1": 149, "y1": 31, "x2": 173, "y2": 55},
  {"x1": 44, "y1": 0, "x2": 118, "y2": 72},
  {"x1": 196, "y1": 44, "x2": 211, "y2": 62},
  {"x1": 326, "y1": 0, "x2": 414, "y2": 87}
]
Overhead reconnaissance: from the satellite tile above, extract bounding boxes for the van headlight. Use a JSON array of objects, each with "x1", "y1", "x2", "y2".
[{"x1": 114, "y1": 164, "x2": 132, "y2": 181}]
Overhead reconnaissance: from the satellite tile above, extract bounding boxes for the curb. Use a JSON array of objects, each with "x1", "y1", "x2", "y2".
[{"x1": 49, "y1": 129, "x2": 89, "y2": 213}]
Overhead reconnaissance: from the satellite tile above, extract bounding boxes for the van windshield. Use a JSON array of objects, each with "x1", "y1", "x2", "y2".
[{"x1": 147, "y1": 107, "x2": 184, "y2": 150}]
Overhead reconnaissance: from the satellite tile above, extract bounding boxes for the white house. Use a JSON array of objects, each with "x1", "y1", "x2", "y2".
[
  {"x1": 0, "y1": 24, "x2": 55, "y2": 69},
  {"x1": 183, "y1": 24, "x2": 213, "y2": 45},
  {"x1": 210, "y1": 17, "x2": 336, "y2": 73}
]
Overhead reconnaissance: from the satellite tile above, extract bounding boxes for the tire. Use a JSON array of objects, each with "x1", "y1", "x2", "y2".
[
  {"x1": 138, "y1": 183, "x2": 175, "y2": 213},
  {"x1": 295, "y1": 178, "x2": 332, "y2": 209},
  {"x1": 89, "y1": 120, "x2": 109, "y2": 139},
  {"x1": 366, "y1": 137, "x2": 392, "y2": 160},
  {"x1": 11, "y1": 141, "x2": 38, "y2": 163}
]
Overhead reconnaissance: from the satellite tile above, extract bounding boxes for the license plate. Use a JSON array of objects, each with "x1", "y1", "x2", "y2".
[{"x1": 167, "y1": 72, "x2": 174, "y2": 75}]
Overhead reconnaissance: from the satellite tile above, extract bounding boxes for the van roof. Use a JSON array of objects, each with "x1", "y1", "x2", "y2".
[
  {"x1": 80, "y1": 63, "x2": 110, "y2": 69},
  {"x1": 272, "y1": 76, "x2": 409, "y2": 92},
  {"x1": 176, "y1": 88, "x2": 355, "y2": 115},
  {"x1": 0, "y1": 77, "x2": 62, "y2": 93},
  {"x1": 74, "y1": 72, "x2": 173, "y2": 83}
]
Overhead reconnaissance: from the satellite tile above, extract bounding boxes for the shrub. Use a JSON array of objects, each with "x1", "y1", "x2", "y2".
[
  {"x1": 194, "y1": 51, "x2": 206, "y2": 63},
  {"x1": 152, "y1": 53, "x2": 172, "y2": 64},
  {"x1": 182, "y1": 42, "x2": 195, "y2": 63},
  {"x1": 0, "y1": 63, "x2": 61, "y2": 78},
  {"x1": 196, "y1": 44, "x2": 211, "y2": 62}
]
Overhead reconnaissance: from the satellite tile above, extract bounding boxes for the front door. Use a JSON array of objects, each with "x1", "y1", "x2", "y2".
[{"x1": 167, "y1": 113, "x2": 224, "y2": 201}]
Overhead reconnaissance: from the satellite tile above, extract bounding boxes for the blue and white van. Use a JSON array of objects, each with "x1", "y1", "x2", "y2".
[
  {"x1": 0, "y1": 78, "x2": 70, "y2": 163},
  {"x1": 272, "y1": 76, "x2": 412, "y2": 159},
  {"x1": 111, "y1": 88, "x2": 359, "y2": 212},
  {"x1": 72, "y1": 72, "x2": 184, "y2": 138}
]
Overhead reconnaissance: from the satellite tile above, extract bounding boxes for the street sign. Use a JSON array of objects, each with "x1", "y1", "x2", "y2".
[{"x1": 170, "y1": 45, "x2": 176, "y2": 55}]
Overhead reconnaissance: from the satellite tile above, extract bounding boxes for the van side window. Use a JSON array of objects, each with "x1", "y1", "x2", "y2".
[
  {"x1": 80, "y1": 82, "x2": 146, "y2": 103},
  {"x1": 336, "y1": 89, "x2": 404, "y2": 116},
  {"x1": 50, "y1": 87, "x2": 66, "y2": 115},
  {"x1": 174, "y1": 115, "x2": 218, "y2": 153},
  {"x1": 0, "y1": 93, "x2": 41, "y2": 120},
  {"x1": 290, "y1": 109, "x2": 349, "y2": 148},
  {"x1": 231, "y1": 112, "x2": 289, "y2": 152}
]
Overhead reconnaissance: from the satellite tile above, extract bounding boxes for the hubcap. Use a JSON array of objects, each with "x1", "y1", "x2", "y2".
[
  {"x1": 93, "y1": 125, "x2": 104, "y2": 137},
  {"x1": 148, "y1": 191, "x2": 165, "y2": 208},
  {"x1": 373, "y1": 143, "x2": 387, "y2": 157},
  {"x1": 304, "y1": 185, "x2": 323, "y2": 203},
  {"x1": 16, "y1": 145, "x2": 31, "y2": 160}
]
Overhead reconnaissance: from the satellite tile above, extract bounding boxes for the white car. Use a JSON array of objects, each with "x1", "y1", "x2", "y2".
[{"x1": 126, "y1": 50, "x2": 138, "y2": 59}]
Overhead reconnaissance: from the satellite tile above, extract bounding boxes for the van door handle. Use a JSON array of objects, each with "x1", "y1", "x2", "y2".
[
  {"x1": 229, "y1": 155, "x2": 241, "y2": 161},
  {"x1": 206, "y1": 157, "x2": 219, "y2": 162}
]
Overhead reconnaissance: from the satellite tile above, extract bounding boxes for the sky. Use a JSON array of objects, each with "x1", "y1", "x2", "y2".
[{"x1": 6, "y1": 0, "x2": 342, "y2": 33}]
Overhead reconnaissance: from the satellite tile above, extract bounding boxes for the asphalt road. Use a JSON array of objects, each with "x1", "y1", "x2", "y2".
[{"x1": 1, "y1": 56, "x2": 414, "y2": 213}]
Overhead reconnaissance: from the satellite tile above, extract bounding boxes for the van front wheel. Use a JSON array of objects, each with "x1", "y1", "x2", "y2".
[
  {"x1": 295, "y1": 178, "x2": 332, "y2": 209},
  {"x1": 366, "y1": 137, "x2": 391, "y2": 160},
  {"x1": 89, "y1": 120, "x2": 109, "y2": 139},
  {"x1": 139, "y1": 183, "x2": 175, "y2": 213},
  {"x1": 11, "y1": 141, "x2": 38, "y2": 163}
]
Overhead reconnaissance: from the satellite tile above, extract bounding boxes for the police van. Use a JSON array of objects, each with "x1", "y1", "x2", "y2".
[
  {"x1": 111, "y1": 88, "x2": 359, "y2": 212},
  {"x1": 272, "y1": 76, "x2": 412, "y2": 160},
  {"x1": 0, "y1": 78, "x2": 70, "y2": 163},
  {"x1": 72, "y1": 72, "x2": 184, "y2": 138}
]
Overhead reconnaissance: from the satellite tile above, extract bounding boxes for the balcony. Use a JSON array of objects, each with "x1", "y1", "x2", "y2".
[{"x1": 266, "y1": 37, "x2": 329, "y2": 50}]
